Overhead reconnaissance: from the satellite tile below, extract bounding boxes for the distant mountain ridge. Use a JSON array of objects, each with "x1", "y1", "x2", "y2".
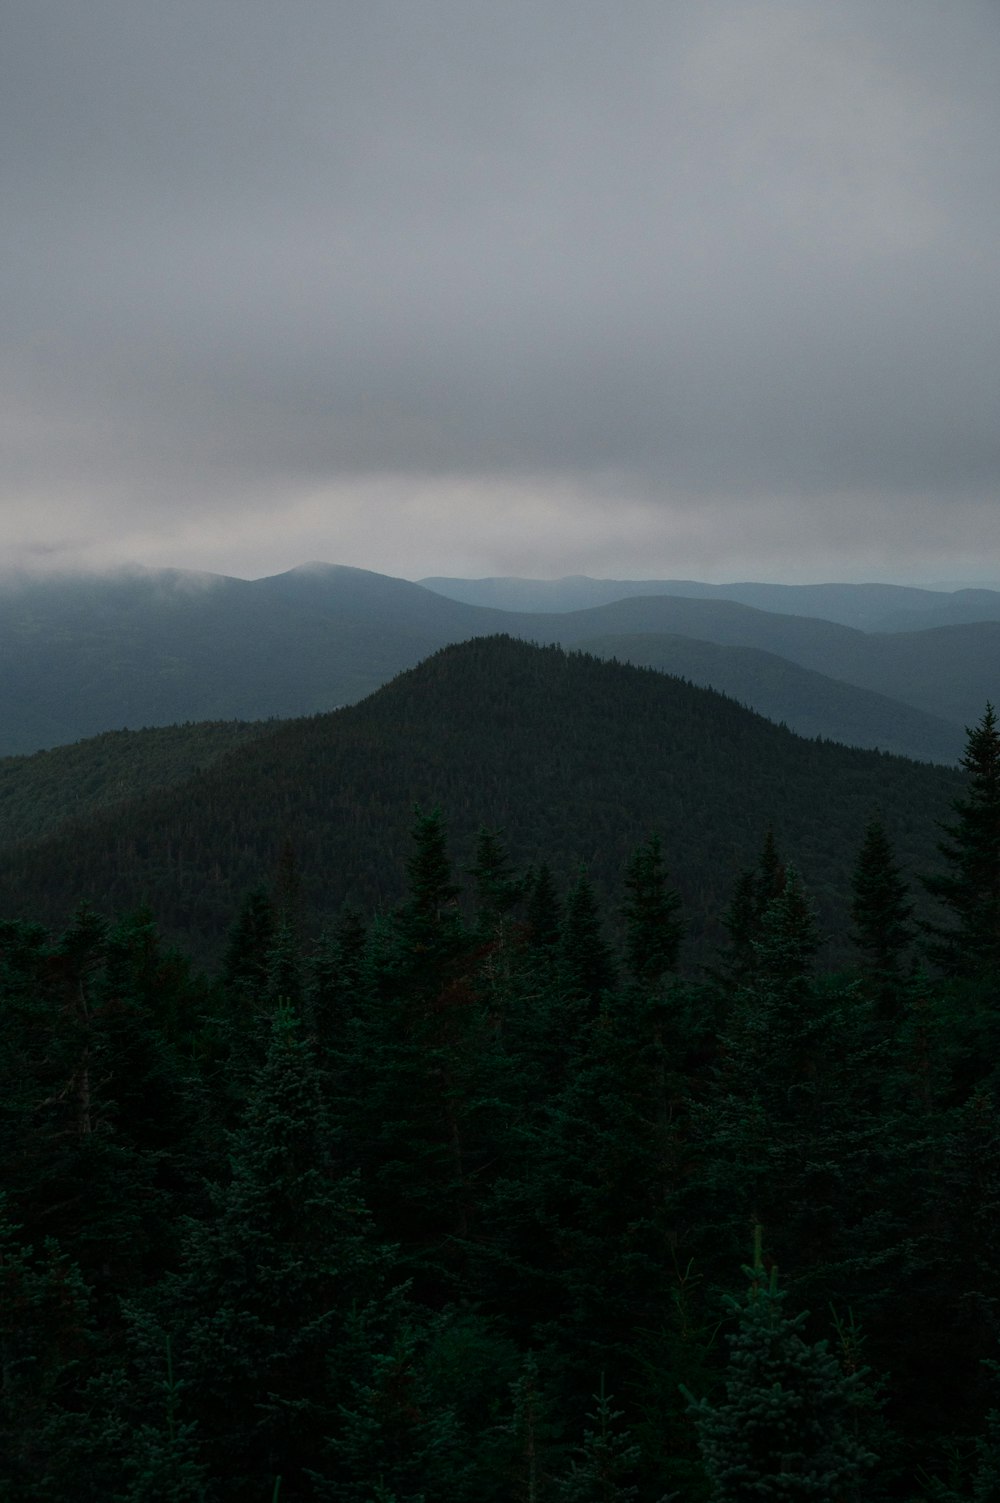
[
  {"x1": 1, "y1": 561, "x2": 997, "y2": 762},
  {"x1": 420, "y1": 573, "x2": 1000, "y2": 632},
  {"x1": 574, "y1": 631, "x2": 963, "y2": 765}
]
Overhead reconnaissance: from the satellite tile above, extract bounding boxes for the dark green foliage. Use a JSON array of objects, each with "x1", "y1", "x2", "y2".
[
  {"x1": 119, "y1": 1336, "x2": 213, "y2": 1502},
  {"x1": 0, "y1": 639, "x2": 962, "y2": 968},
  {"x1": 0, "y1": 907, "x2": 205, "y2": 1298},
  {"x1": 525, "y1": 862, "x2": 563, "y2": 955},
  {"x1": 720, "y1": 829, "x2": 787, "y2": 982},
  {"x1": 221, "y1": 887, "x2": 277, "y2": 1000},
  {"x1": 0, "y1": 1205, "x2": 98, "y2": 1498},
  {"x1": 5, "y1": 715, "x2": 1000, "y2": 1498},
  {"x1": 623, "y1": 836, "x2": 683, "y2": 986},
  {"x1": 556, "y1": 1377, "x2": 641, "y2": 1502},
  {"x1": 560, "y1": 871, "x2": 615, "y2": 1009},
  {"x1": 695, "y1": 870, "x2": 904, "y2": 1303},
  {"x1": 305, "y1": 906, "x2": 368, "y2": 1060},
  {"x1": 685, "y1": 1234, "x2": 876, "y2": 1500},
  {"x1": 0, "y1": 720, "x2": 271, "y2": 845},
  {"x1": 850, "y1": 816, "x2": 914, "y2": 1012},
  {"x1": 923, "y1": 704, "x2": 1000, "y2": 978},
  {"x1": 132, "y1": 1006, "x2": 395, "y2": 1498},
  {"x1": 469, "y1": 826, "x2": 529, "y2": 943}
]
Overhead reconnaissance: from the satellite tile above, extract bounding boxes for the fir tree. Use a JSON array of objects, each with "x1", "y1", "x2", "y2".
[
  {"x1": 133, "y1": 1006, "x2": 393, "y2": 1499},
  {"x1": 525, "y1": 864, "x2": 563, "y2": 957},
  {"x1": 850, "y1": 815, "x2": 914, "y2": 1017},
  {"x1": 556, "y1": 1377, "x2": 641, "y2": 1502},
  {"x1": 560, "y1": 870, "x2": 615, "y2": 1011},
  {"x1": 622, "y1": 836, "x2": 683, "y2": 988},
  {"x1": 0, "y1": 1204, "x2": 100, "y2": 1499},
  {"x1": 720, "y1": 829, "x2": 786, "y2": 983},
  {"x1": 922, "y1": 704, "x2": 1000, "y2": 979},
  {"x1": 468, "y1": 827, "x2": 528, "y2": 944},
  {"x1": 684, "y1": 1231, "x2": 876, "y2": 1501}
]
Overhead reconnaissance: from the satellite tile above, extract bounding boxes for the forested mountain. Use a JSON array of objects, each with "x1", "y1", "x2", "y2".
[
  {"x1": 0, "y1": 720, "x2": 271, "y2": 848},
  {"x1": 422, "y1": 572, "x2": 1000, "y2": 630},
  {"x1": 3, "y1": 563, "x2": 997, "y2": 760},
  {"x1": 2, "y1": 640, "x2": 1000, "y2": 1499},
  {"x1": 575, "y1": 630, "x2": 963, "y2": 764},
  {"x1": 0, "y1": 637, "x2": 960, "y2": 965},
  {"x1": 541, "y1": 596, "x2": 1000, "y2": 729}
]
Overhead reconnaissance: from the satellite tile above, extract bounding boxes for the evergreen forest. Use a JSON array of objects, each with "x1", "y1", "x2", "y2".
[{"x1": 3, "y1": 643, "x2": 1000, "y2": 1499}]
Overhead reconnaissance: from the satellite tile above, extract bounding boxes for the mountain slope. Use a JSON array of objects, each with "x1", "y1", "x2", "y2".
[
  {"x1": 0, "y1": 564, "x2": 509, "y2": 755},
  {"x1": 575, "y1": 631, "x2": 963, "y2": 764},
  {"x1": 0, "y1": 637, "x2": 961, "y2": 965},
  {"x1": 526, "y1": 596, "x2": 999, "y2": 729},
  {"x1": 3, "y1": 564, "x2": 995, "y2": 762},
  {"x1": 0, "y1": 720, "x2": 272, "y2": 848},
  {"x1": 421, "y1": 574, "x2": 1000, "y2": 631}
]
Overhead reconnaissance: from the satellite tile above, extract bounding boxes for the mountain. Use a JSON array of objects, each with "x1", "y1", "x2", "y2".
[
  {"x1": 574, "y1": 631, "x2": 963, "y2": 764},
  {"x1": 0, "y1": 719, "x2": 271, "y2": 849},
  {"x1": 521, "y1": 595, "x2": 1000, "y2": 730},
  {"x1": 2, "y1": 563, "x2": 997, "y2": 763},
  {"x1": 421, "y1": 574, "x2": 1000, "y2": 631},
  {"x1": 0, "y1": 564, "x2": 508, "y2": 756},
  {"x1": 0, "y1": 637, "x2": 961, "y2": 966}
]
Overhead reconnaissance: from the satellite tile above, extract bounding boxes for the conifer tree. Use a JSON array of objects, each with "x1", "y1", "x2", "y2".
[
  {"x1": 119, "y1": 1335, "x2": 213, "y2": 1503},
  {"x1": 0, "y1": 1204, "x2": 101, "y2": 1499},
  {"x1": 134, "y1": 1006, "x2": 394, "y2": 1498},
  {"x1": 556, "y1": 1377, "x2": 641, "y2": 1502},
  {"x1": 306, "y1": 906, "x2": 368, "y2": 1065},
  {"x1": 525, "y1": 863, "x2": 563, "y2": 957},
  {"x1": 469, "y1": 826, "x2": 528, "y2": 944},
  {"x1": 850, "y1": 815, "x2": 914, "y2": 1016},
  {"x1": 343, "y1": 810, "x2": 504, "y2": 1287},
  {"x1": 622, "y1": 835, "x2": 683, "y2": 987},
  {"x1": 221, "y1": 887, "x2": 277, "y2": 1002},
  {"x1": 684, "y1": 1231, "x2": 876, "y2": 1500},
  {"x1": 922, "y1": 703, "x2": 1000, "y2": 978},
  {"x1": 560, "y1": 870, "x2": 615, "y2": 1010},
  {"x1": 720, "y1": 828, "x2": 786, "y2": 982}
]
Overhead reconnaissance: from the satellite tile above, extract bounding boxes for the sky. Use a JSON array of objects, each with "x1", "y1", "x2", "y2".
[{"x1": 3, "y1": 1, "x2": 1000, "y2": 586}]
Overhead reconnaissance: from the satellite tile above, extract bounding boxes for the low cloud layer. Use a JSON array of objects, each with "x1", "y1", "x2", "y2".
[{"x1": 4, "y1": 2, "x2": 999, "y2": 583}]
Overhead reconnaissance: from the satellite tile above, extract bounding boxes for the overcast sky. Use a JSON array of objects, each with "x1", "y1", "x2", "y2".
[{"x1": 3, "y1": 2, "x2": 999, "y2": 585}]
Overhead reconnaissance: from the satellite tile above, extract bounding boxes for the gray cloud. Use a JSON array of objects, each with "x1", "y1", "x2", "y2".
[{"x1": 3, "y1": 1, "x2": 999, "y2": 582}]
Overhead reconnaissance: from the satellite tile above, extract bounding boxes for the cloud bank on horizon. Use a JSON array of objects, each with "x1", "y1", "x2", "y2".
[{"x1": 3, "y1": 1, "x2": 999, "y2": 585}]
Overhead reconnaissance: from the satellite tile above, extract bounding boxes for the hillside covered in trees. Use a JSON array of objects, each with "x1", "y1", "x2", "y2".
[
  {"x1": 2, "y1": 688, "x2": 1000, "y2": 1499},
  {"x1": 0, "y1": 638, "x2": 962, "y2": 965}
]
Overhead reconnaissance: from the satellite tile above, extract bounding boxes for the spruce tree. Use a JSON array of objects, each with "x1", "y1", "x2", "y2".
[
  {"x1": 133, "y1": 1006, "x2": 394, "y2": 1499},
  {"x1": 622, "y1": 835, "x2": 683, "y2": 988},
  {"x1": 922, "y1": 704, "x2": 1000, "y2": 979},
  {"x1": 560, "y1": 870, "x2": 615, "y2": 1011},
  {"x1": 850, "y1": 815, "x2": 914, "y2": 1017},
  {"x1": 556, "y1": 1377, "x2": 641, "y2": 1502},
  {"x1": 684, "y1": 1232, "x2": 876, "y2": 1501},
  {"x1": 720, "y1": 829, "x2": 786, "y2": 983}
]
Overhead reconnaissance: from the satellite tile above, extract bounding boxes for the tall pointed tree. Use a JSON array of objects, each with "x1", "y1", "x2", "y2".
[
  {"x1": 560, "y1": 870, "x2": 615, "y2": 1011},
  {"x1": 850, "y1": 815, "x2": 914, "y2": 1018},
  {"x1": 132, "y1": 1006, "x2": 394, "y2": 1498},
  {"x1": 684, "y1": 1232, "x2": 877, "y2": 1501},
  {"x1": 922, "y1": 703, "x2": 1000, "y2": 979},
  {"x1": 622, "y1": 835, "x2": 683, "y2": 988}
]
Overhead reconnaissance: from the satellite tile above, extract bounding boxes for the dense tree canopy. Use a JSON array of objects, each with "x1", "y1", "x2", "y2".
[{"x1": 1, "y1": 698, "x2": 999, "y2": 1499}]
